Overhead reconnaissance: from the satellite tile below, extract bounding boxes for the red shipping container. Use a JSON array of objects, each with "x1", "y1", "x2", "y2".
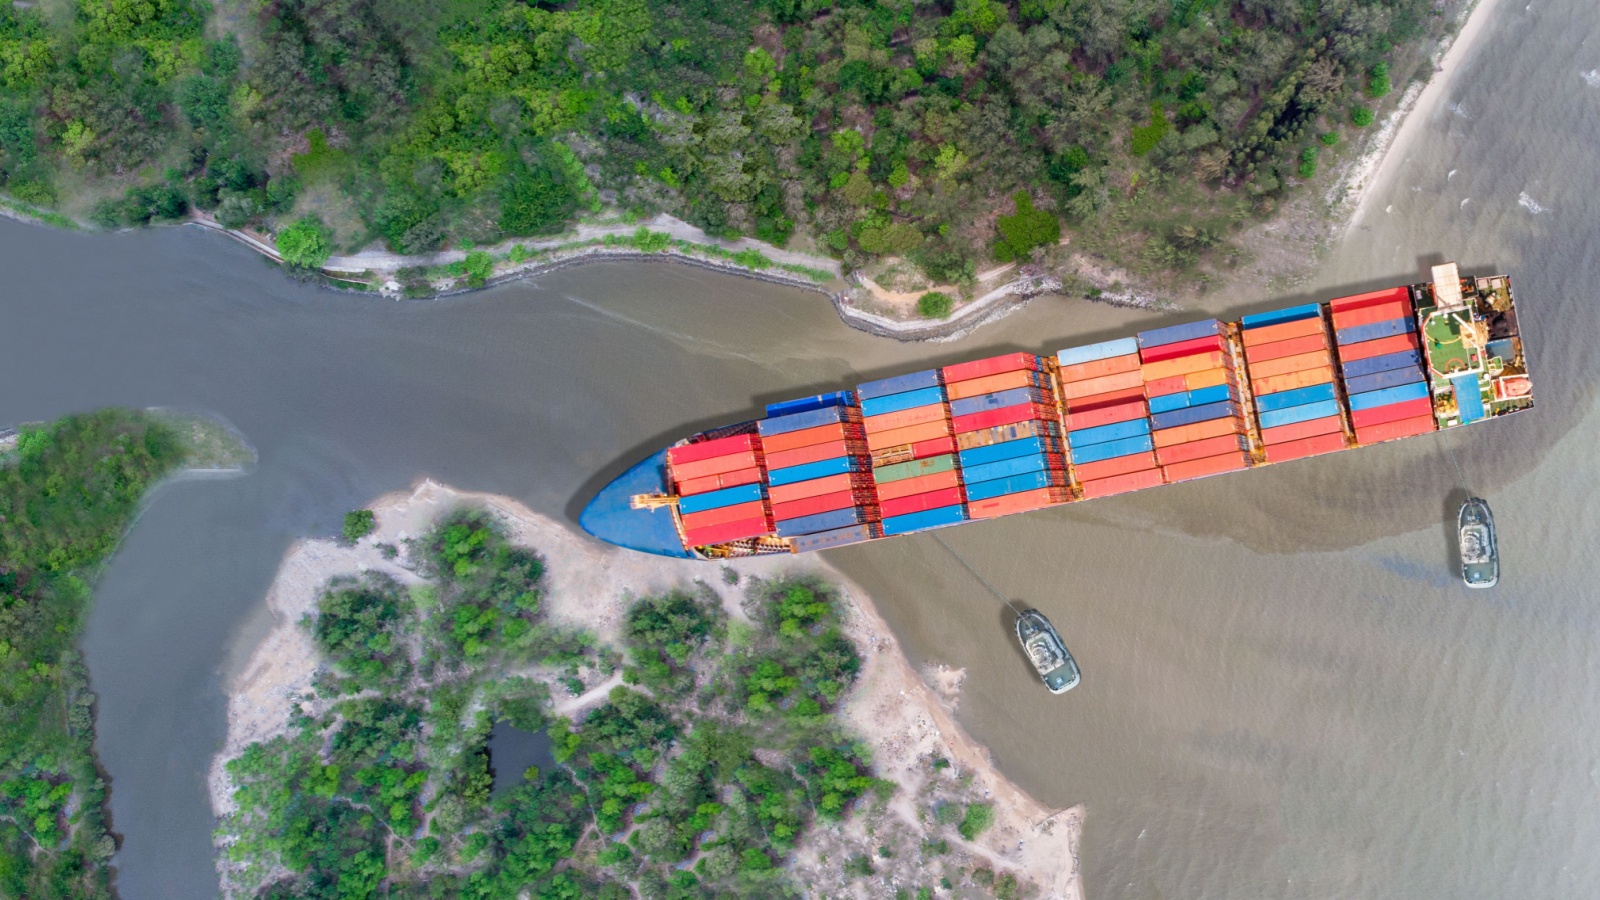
[
  {"x1": 911, "y1": 436, "x2": 958, "y2": 459},
  {"x1": 1244, "y1": 333, "x2": 1329, "y2": 363},
  {"x1": 1260, "y1": 415, "x2": 1343, "y2": 445},
  {"x1": 1072, "y1": 451, "x2": 1157, "y2": 482},
  {"x1": 1335, "y1": 332, "x2": 1421, "y2": 362},
  {"x1": 1062, "y1": 368, "x2": 1144, "y2": 399},
  {"x1": 1065, "y1": 398, "x2": 1147, "y2": 431},
  {"x1": 1355, "y1": 414, "x2": 1437, "y2": 445},
  {"x1": 683, "y1": 516, "x2": 771, "y2": 547},
  {"x1": 764, "y1": 439, "x2": 850, "y2": 471},
  {"x1": 677, "y1": 467, "x2": 764, "y2": 496},
  {"x1": 1143, "y1": 374, "x2": 1188, "y2": 397},
  {"x1": 767, "y1": 472, "x2": 870, "y2": 504},
  {"x1": 968, "y1": 488, "x2": 1067, "y2": 519},
  {"x1": 760, "y1": 422, "x2": 862, "y2": 453},
  {"x1": 771, "y1": 490, "x2": 858, "y2": 522},
  {"x1": 1263, "y1": 432, "x2": 1347, "y2": 463},
  {"x1": 1163, "y1": 451, "x2": 1249, "y2": 482},
  {"x1": 874, "y1": 469, "x2": 962, "y2": 501},
  {"x1": 864, "y1": 404, "x2": 948, "y2": 433},
  {"x1": 667, "y1": 433, "x2": 758, "y2": 466},
  {"x1": 1139, "y1": 334, "x2": 1227, "y2": 364},
  {"x1": 951, "y1": 403, "x2": 1054, "y2": 434},
  {"x1": 1242, "y1": 316, "x2": 1325, "y2": 347},
  {"x1": 681, "y1": 500, "x2": 768, "y2": 531},
  {"x1": 670, "y1": 450, "x2": 761, "y2": 481},
  {"x1": 1080, "y1": 468, "x2": 1166, "y2": 498},
  {"x1": 1155, "y1": 434, "x2": 1247, "y2": 466},
  {"x1": 1059, "y1": 354, "x2": 1141, "y2": 384},
  {"x1": 942, "y1": 352, "x2": 1040, "y2": 383},
  {"x1": 1066, "y1": 386, "x2": 1148, "y2": 412},
  {"x1": 1331, "y1": 299, "x2": 1412, "y2": 332},
  {"x1": 880, "y1": 487, "x2": 965, "y2": 519},
  {"x1": 1349, "y1": 396, "x2": 1433, "y2": 429},
  {"x1": 1329, "y1": 286, "x2": 1410, "y2": 313}
]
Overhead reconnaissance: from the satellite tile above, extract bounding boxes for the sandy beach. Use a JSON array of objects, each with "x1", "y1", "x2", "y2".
[{"x1": 210, "y1": 479, "x2": 1084, "y2": 898}]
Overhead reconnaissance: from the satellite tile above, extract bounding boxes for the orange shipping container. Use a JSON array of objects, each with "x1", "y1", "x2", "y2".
[
  {"x1": 1163, "y1": 451, "x2": 1248, "y2": 482},
  {"x1": 1247, "y1": 349, "x2": 1331, "y2": 381},
  {"x1": 1331, "y1": 299, "x2": 1412, "y2": 331},
  {"x1": 1155, "y1": 434, "x2": 1247, "y2": 466},
  {"x1": 760, "y1": 421, "x2": 861, "y2": 454},
  {"x1": 670, "y1": 450, "x2": 761, "y2": 481},
  {"x1": 767, "y1": 472, "x2": 868, "y2": 505},
  {"x1": 764, "y1": 439, "x2": 851, "y2": 471},
  {"x1": 1184, "y1": 367, "x2": 1235, "y2": 391},
  {"x1": 1241, "y1": 316, "x2": 1325, "y2": 347},
  {"x1": 1152, "y1": 417, "x2": 1243, "y2": 448},
  {"x1": 1141, "y1": 350, "x2": 1227, "y2": 381},
  {"x1": 681, "y1": 499, "x2": 768, "y2": 531},
  {"x1": 677, "y1": 467, "x2": 763, "y2": 496},
  {"x1": 1253, "y1": 365, "x2": 1334, "y2": 396},
  {"x1": 1080, "y1": 468, "x2": 1166, "y2": 498},
  {"x1": 1260, "y1": 415, "x2": 1343, "y2": 445},
  {"x1": 1244, "y1": 333, "x2": 1329, "y2": 363},
  {"x1": 864, "y1": 419, "x2": 952, "y2": 451},
  {"x1": 1061, "y1": 368, "x2": 1144, "y2": 399},
  {"x1": 968, "y1": 488, "x2": 1069, "y2": 519},
  {"x1": 863, "y1": 404, "x2": 947, "y2": 433},
  {"x1": 1058, "y1": 353, "x2": 1141, "y2": 384},
  {"x1": 945, "y1": 369, "x2": 1044, "y2": 400},
  {"x1": 1263, "y1": 432, "x2": 1346, "y2": 463},
  {"x1": 1355, "y1": 415, "x2": 1437, "y2": 445},
  {"x1": 1072, "y1": 451, "x2": 1157, "y2": 482},
  {"x1": 874, "y1": 469, "x2": 962, "y2": 501}
]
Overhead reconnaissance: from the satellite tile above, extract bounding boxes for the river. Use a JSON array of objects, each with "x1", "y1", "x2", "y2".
[{"x1": 2, "y1": 0, "x2": 1598, "y2": 895}]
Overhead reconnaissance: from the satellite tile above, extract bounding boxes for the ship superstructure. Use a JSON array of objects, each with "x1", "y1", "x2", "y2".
[{"x1": 580, "y1": 265, "x2": 1533, "y2": 559}]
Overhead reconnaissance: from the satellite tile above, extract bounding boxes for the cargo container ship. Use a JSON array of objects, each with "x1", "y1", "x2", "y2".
[{"x1": 580, "y1": 264, "x2": 1533, "y2": 559}]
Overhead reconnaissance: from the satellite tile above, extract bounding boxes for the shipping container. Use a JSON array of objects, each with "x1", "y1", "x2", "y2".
[
  {"x1": 775, "y1": 507, "x2": 871, "y2": 537},
  {"x1": 668, "y1": 449, "x2": 762, "y2": 482},
  {"x1": 950, "y1": 403, "x2": 1056, "y2": 434},
  {"x1": 1137, "y1": 319, "x2": 1223, "y2": 348},
  {"x1": 1255, "y1": 382, "x2": 1337, "y2": 413},
  {"x1": 1329, "y1": 285, "x2": 1411, "y2": 313},
  {"x1": 1240, "y1": 302, "x2": 1322, "y2": 328},
  {"x1": 768, "y1": 455, "x2": 862, "y2": 486},
  {"x1": 864, "y1": 419, "x2": 953, "y2": 451},
  {"x1": 1071, "y1": 451, "x2": 1158, "y2": 481},
  {"x1": 1070, "y1": 433, "x2": 1156, "y2": 465},
  {"x1": 1252, "y1": 366, "x2": 1335, "y2": 396},
  {"x1": 1349, "y1": 396, "x2": 1433, "y2": 429},
  {"x1": 943, "y1": 368, "x2": 1049, "y2": 400},
  {"x1": 962, "y1": 453, "x2": 1060, "y2": 485},
  {"x1": 1259, "y1": 415, "x2": 1343, "y2": 445},
  {"x1": 1147, "y1": 383, "x2": 1235, "y2": 414},
  {"x1": 1354, "y1": 415, "x2": 1437, "y2": 445},
  {"x1": 766, "y1": 391, "x2": 855, "y2": 418},
  {"x1": 678, "y1": 482, "x2": 765, "y2": 515},
  {"x1": 676, "y1": 467, "x2": 764, "y2": 496},
  {"x1": 787, "y1": 524, "x2": 879, "y2": 553},
  {"x1": 770, "y1": 490, "x2": 857, "y2": 522},
  {"x1": 963, "y1": 469, "x2": 1068, "y2": 502},
  {"x1": 1331, "y1": 300, "x2": 1412, "y2": 331},
  {"x1": 1080, "y1": 468, "x2": 1166, "y2": 498},
  {"x1": 1058, "y1": 353, "x2": 1142, "y2": 384},
  {"x1": 882, "y1": 504, "x2": 968, "y2": 536},
  {"x1": 1056, "y1": 337, "x2": 1139, "y2": 367},
  {"x1": 1061, "y1": 368, "x2": 1145, "y2": 400},
  {"x1": 1247, "y1": 349, "x2": 1332, "y2": 380},
  {"x1": 1064, "y1": 398, "x2": 1148, "y2": 431},
  {"x1": 767, "y1": 472, "x2": 874, "y2": 505},
  {"x1": 870, "y1": 436, "x2": 958, "y2": 468},
  {"x1": 958, "y1": 434, "x2": 1061, "y2": 467},
  {"x1": 682, "y1": 500, "x2": 769, "y2": 532},
  {"x1": 879, "y1": 487, "x2": 965, "y2": 519},
  {"x1": 1346, "y1": 381, "x2": 1431, "y2": 411},
  {"x1": 863, "y1": 403, "x2": 947, "y2": 433},
  {"x1": 764, "y1": 439, "x2": 852, "y2": 472},
  {"x1": 759, "y1": 421, "x2": 864, "y2": 454},
  {"x1": 873, "y1": 453, "x2": 957, "y2": 483},
  {"x1": 1185, "y1": 368, "x2": 1235, "y2": 391},
  {"x1": 1067, "y1": 417, "x2": 1152, "y2": 447},
  {"x1": 968, "y1": 488, "x2": 1068, "y2": 519},
  {"x1": 1163, "y1": 451, "x2": 1249, "y2": 482},
  {"x1": 874, "y1": 468, "x2": 962, "y2": 501},
  {"x1": 1335, "y1": 316, "x2": 1417, "y2": 346},
  {"x1": 1243, "y1": 333, "x2": 1331, "y2": 363},
  {"x1": 1065, "y1": 385, "x2": 1147, "y2": 411},
  {"x1": 941, "y1": 352, "x2": 1041, "y2": 384},
  {"x1": 758, "y1": 404, "x2": 860, "y2": 437},
  {"x1": 667, "y1": 433, "x2": 759, "y2": 467},
  {"x1": 1256, "y1": 398, "x2": 1341, "y2": 430},
  {"x1": 1155, "y1": 433, "x2": 1250, "y2": 466},
  {"x1": 860, "y1": 386, "x2": 947, "y2": 418},
  {"x1": 949, "y1": 386, "x2": 1054, "y2": 417},
  {"x1": 1341, "y1": 348, "x2": 1424, "y2": 379},
  {"x1": 1141, "y1": 350, "x2": 1228, "y2": 382},
  {"x1": 954, "y1": 419, "x2": 1056, "y2": 450},
  {"x1": 1241, "y1": 316, "x2": 1326, "y2": 347},
  {"x1": 1151, "y1": 417, "x2": 1243, "y2": 447},
  {"x1": 1334, "y1": 331, "x2": 1421, "y2": 362},
  {"x1": 856, "y1": 369, "x2": 941, "y2": 400},
  {"x1": 1142, "y1": 374, "x2": 1189, "y2": 398},
  {"x1": 1343, "y1": 365, "x2": 1427, "y2": 396},
  {"x1": 1263, "y1": 432, "x2": 1347, "y2": 463},
  {"x1": 1139, "y1": 333, "x2": 1228, "y2": 364},
  {"x1": 683, "y1": 517, "x2": 772, "y2": 547},
  {"x1": 1149, "y1": 400, "x2": 1239, "y2": 431}
]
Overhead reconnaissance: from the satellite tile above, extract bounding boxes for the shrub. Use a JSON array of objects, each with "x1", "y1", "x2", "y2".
[
  {"x1": 917, "y1": 290, "x2": 953, "y2": 319},
  {"x1": 342, "y1": 510, "x2": 376, "y2": 543},
  {"x1": 1351, "y1": 106, "x2": 1376, "y2": 127},
  {"x1": 1367, "y1": 62, "x2": 1392, "y2": 99},
  {"x1": 1298, "y1": 147, "x2": 1318, "y2": 179},
  {"x1": 1319, "y1": 131, "x2": 1340, "y2": 147},
  {"x1": 958, "y1": 802, "x2": 994, "y2": 840},
  {"x1": 994, "y1": 192, "x2": 1059, "y2": 262},
  {"x1": 462, "y1": 250, "x2": 493, "y2": 288},
  {"x1": 275, "y1": 216, "x2": 333, "y2": 269},
  {"x1": 1129, "y1": 104, "x2": 1170, "y2": 156}
]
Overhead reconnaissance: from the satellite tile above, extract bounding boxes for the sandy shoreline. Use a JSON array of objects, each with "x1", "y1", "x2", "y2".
[{"x1": 211, "y1": 479, "x2": 1084, "y2": 898}]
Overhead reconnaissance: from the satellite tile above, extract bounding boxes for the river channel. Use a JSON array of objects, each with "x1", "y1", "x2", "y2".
[{"x1": 2, "y1": 0, "x2": 1598, "y2": 896}]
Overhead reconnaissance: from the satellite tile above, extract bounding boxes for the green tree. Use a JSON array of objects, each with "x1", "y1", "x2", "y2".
[
  {"x1": 994, "y1": 193, "x2": 1060, "y2": 262},
  {"x1": 917, "y1": 291, "x2": 953, "y2": 319},
  {"x1": 342, "y1": 510, "x2": 375, "y2": 543},
  {"x1": 275, "y1": 216, "x2": 333, "y2": 269}
]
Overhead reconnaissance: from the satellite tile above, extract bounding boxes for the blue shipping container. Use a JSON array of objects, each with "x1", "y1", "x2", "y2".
[
  {"x1": 963, "y1": 469, "x2": 1063, "y2": 502},
  {"x1": 857, "y1": 369, "x2": 941, "y2": 401},
  {"x1": 1150, "y1": 400, "x2": 1238, "y2": 431},
  {"x1": 678, "y1": 482, "x2": 764, "y2": 515},
  {"x1": 948, "y1": 387, "x2": 1052, "y2": 418},
  {"x1": 775, "y1": 507, "x2": 867, "y2": 537},
  {"x1": 962, "y1": 453, "x2": 1053, "y2": 485},
  {"x1": 1067, "y1": 417, "x2": 1151, "y2": 448},
  {"x1": 1254, "y1": 382, "x2": 1336, "y2": 413},
  {"x1": 958, "y1": 435, "x2": 1050, "y2": 467},
  {"x1": 767, "y1": 455, "x2": 861, "y2": 486},
  {"x1": 1347, "y1": 380, "x2": 1431, "y2": 411},
  {"x1": 883, "y1": 504, "x2": 968, "y2": 536},
  {"x1": 1451, "y1": 374, "x2": 1486, "y2": 423},
  {"x1": 1344, "y1": 365, "x2": 1426, "y2": 396},
  {"x1": 758, "y1": 404, "x2": 856, "y2": 437},
  {"x1": 1240, "y1": 302, "x2": 1322, "y2": 329},
  {"x1": 1137, "y1": 319, "x2": 1223, "y2": 349},
  {"x1": 860, "y1": 386, "x2": 946, "y2": 418},
  {"x1": 1341, "y1": 348, "x2": 1423, "y2": 380},
  {"x1": 789, "y1": 524, "x2": 877, "y2": 552},
  {"x1": 1257, "y1": 399, "x2": 1340, "y2": 430},
  {"x1": 1336, "y1": 316, "x2": 1417, "y2": 346},
  {"x1": 1057, "y1": 337, "x2": 1140, "y2": 367},
  {"x1": 1147, "y1": 384, "x2": 1235, "y2": 414},
  {"x1": 765, "y1": 391, "x2": 854, "y2": 419},
  {"x1": 1070, "y1": 433, "x2": 1155, "y2": 465}
]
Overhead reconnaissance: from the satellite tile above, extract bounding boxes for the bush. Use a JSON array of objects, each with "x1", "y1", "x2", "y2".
[
  {"x1": 462, "y1": 250, "x2": 493, "y2": 288},
  {"x1": 1129, "y1": 104, "x2": 1170, "y2": 156},
  {"x1": 994, "y1": 192, "x2": 1059, "y2": 262},
  {"x1": 1319, "y1": 132, "x2": 1340, "y2": 147},
  {"x1": 342, "y1": 510, "x2": 376, "y2": 543},
  {"x1": 958, "y1": 802, "x2": 994, "y2": 840},
  {"x1": 1351, "y1": 106, "x2": 1376, "y2": 128},
  {"x1": 917, "y1": 291, "x2": 953, "y2": 319},
  {"x1": 1367, "y1": 62, "x2": 1392, "y2": 99},
  {"x1": 1298, "y1": 147, "x2": 1318, "y2": 179},
  {"x1": 275, "y1": 216, "x2": 333, "y2": 269}
]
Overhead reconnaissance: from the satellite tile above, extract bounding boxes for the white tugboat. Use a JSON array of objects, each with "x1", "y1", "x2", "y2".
[
  {"x1": 1015, "y1": 609, "x2": 1080, "y2": 694},
  {"x1": 1459, "y1": 497, "x2": 1499, "y2": 588}
]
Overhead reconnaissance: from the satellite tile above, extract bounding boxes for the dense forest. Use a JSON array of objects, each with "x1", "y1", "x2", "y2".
[
  {"x1": 0, "y1": 0, "x2": 1446, "y2": 283},
  {"x1": 0, "y1": 411, "x2": 185, "y2": 899}
]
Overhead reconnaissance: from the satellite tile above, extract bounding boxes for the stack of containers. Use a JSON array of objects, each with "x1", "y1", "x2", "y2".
[
  {"x1": 857, "y1": 371, "x2": 967, "y2": 536},
  {"x1": 943, "y1": 352, "x2": 1069, "y2": 519},
  {"x1": 1239, "y1": 303, "x2": 1348, "y2": 463},
  {"x1": 757, "y1": 398, "x2": 882, "y2": 546},
  {"x1": 1329, "y1": 287, "x2": 1437, "y2": 445},
  {"x1": 669, "y1": 434, "x2": 774, "y2": 547},
  {"x1": 1051, "y1": 338, "x2": 1154, "y2": 498},
  {"x1": 1137, "y1": 321, "x2": 1251, "y2": 483}
]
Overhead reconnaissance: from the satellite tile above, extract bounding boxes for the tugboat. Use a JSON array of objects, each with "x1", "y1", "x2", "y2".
[
  {"x1": 1459, "y1": 497, "x2": 1499, "y2": 588},
  {"x1": 1015, "y1": 609, "x2": 1080, "y2": 694}
]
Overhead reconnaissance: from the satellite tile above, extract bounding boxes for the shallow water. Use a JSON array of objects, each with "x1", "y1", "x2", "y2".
[{"x1": 1, "y1": 0, "x2": 1597, "y2": 895}]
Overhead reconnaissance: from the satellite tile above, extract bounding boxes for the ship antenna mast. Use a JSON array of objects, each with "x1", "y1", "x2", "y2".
[{"x1": 932, "y1": 533, "x2": 1025, "y2": 615}]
